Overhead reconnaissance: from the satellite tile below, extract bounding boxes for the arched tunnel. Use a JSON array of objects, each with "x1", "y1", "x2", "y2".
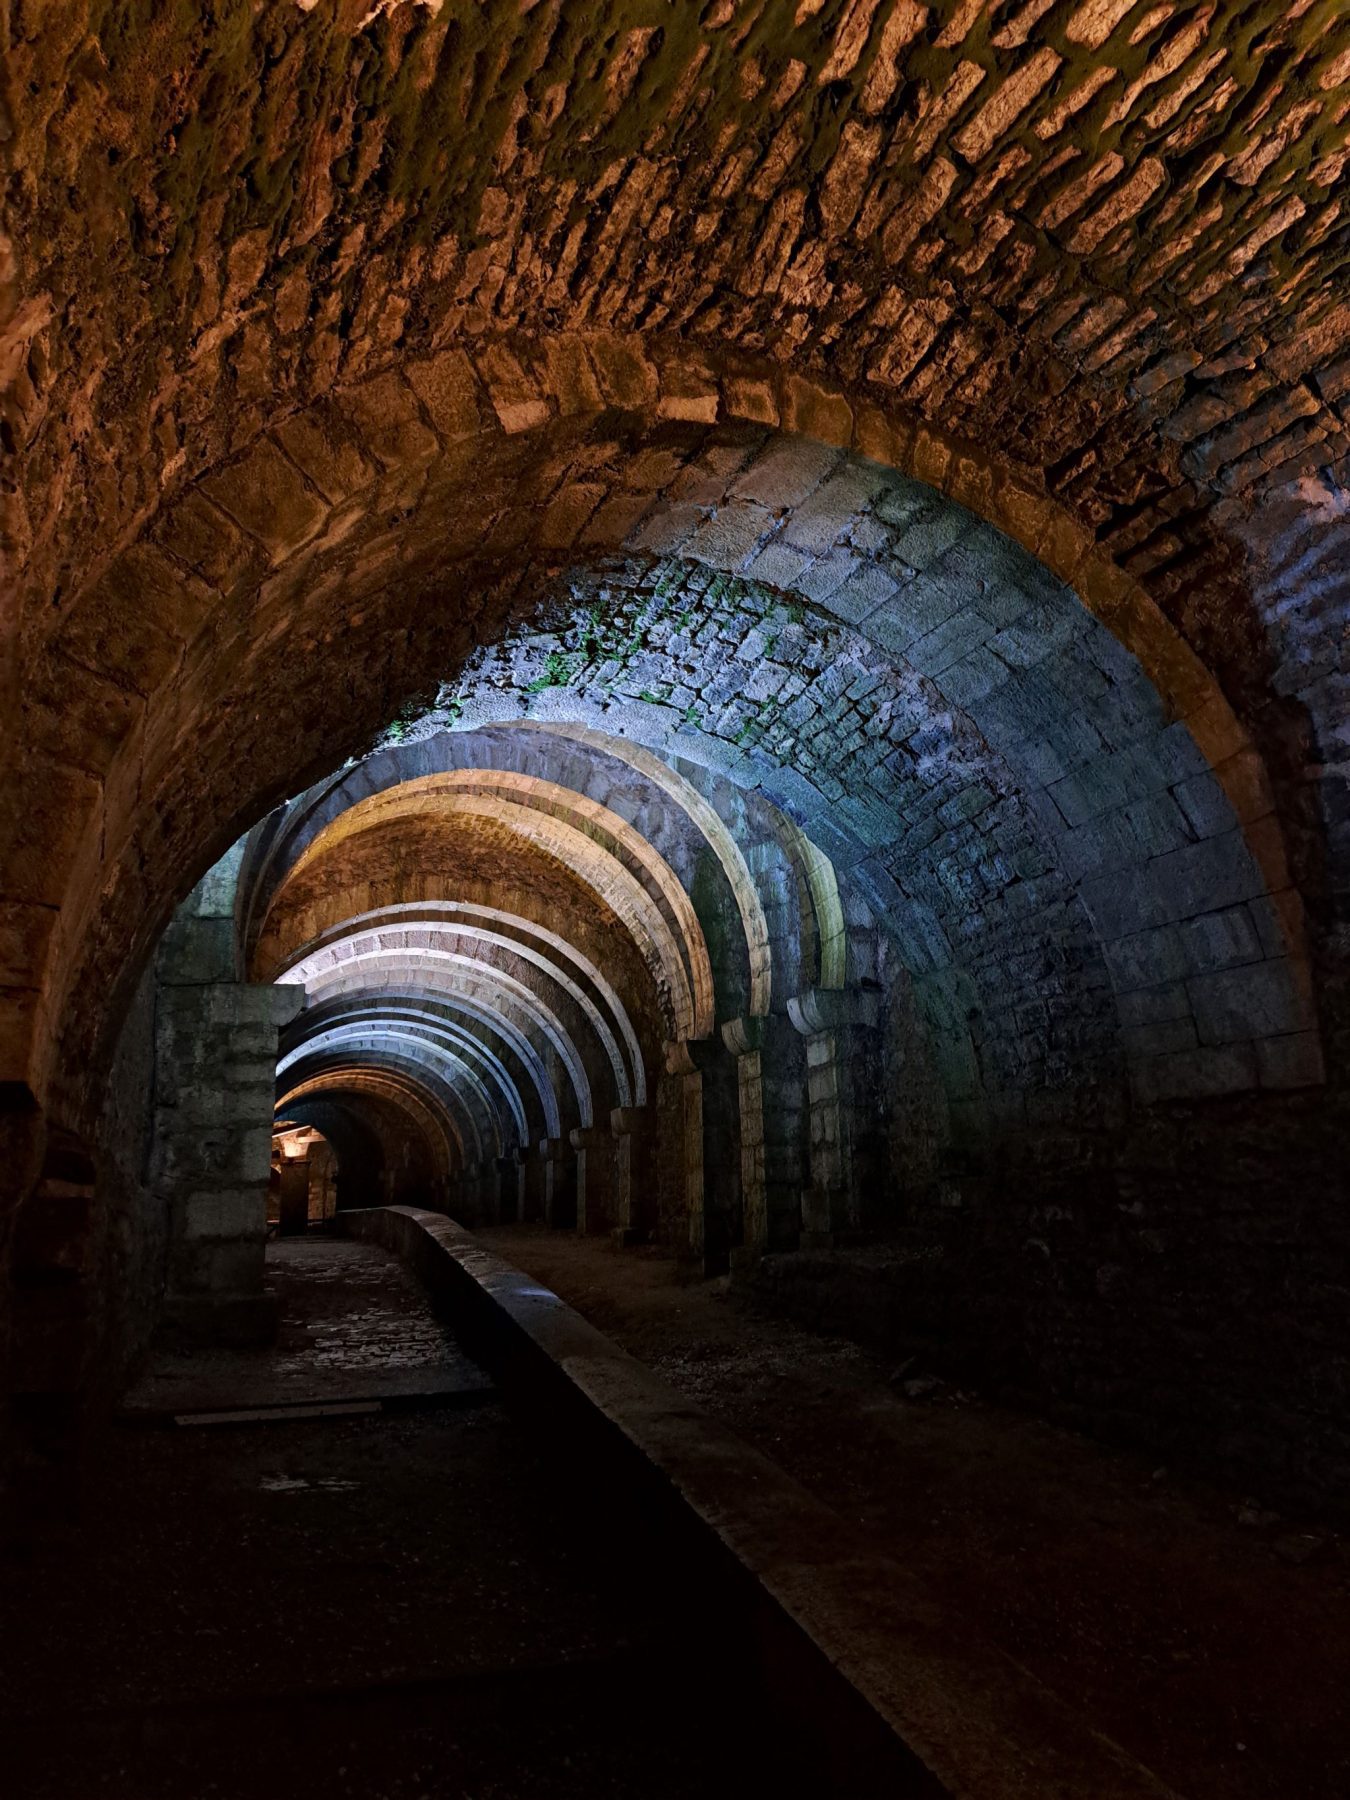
[{"x1": 2, "y1": 3, "x2": 1348, "y2": 1795}]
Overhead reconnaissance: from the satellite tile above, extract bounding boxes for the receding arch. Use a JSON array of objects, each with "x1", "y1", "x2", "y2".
[
  {"x1": 288, "y1": 938, "x2": 597, "y2": 1130},
  {"x1": 268, "y1": 905, "x2": 648, "y2": 1111},
  {"x1": 288, "y1": 994, "x2": 535, "y2": 1147},
  {"x1": 280, "y1": 780, "x2": 714, "y2": 1044},
  {"x1": 7, "y1": 339, "x2": 1318, "y2": 1116}
]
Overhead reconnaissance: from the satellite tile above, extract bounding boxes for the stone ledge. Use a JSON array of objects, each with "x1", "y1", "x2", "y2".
[{"x1": 337, "y1": 1204, "x2": 1183, "y2": 1800}]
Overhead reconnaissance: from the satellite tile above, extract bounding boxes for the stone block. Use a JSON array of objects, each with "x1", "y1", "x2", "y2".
[
  {"x1": 1187, "y1": 958, "x2": 1313, "y2": 1046},
  {"x1": 887, "y1": 504, "x2": 970, "y2": 572},
  {"x1": 1172, "y1": 768, "x2": 1237, "y2": 839},
  {"x1": 536, "y1": 482, "x2": 605, "y2": 549},
  {"x1": 822, "y1": 560, "x2": 900, "y2": 624},
  {"x1": 1080, "y1": 867, "x2": 1174, "y2": 941},
  {"x1": 1130, "y1": 1041, "x2": 1258, "y2": 1104},
  {"x1": 686, "y1": 501, "x2": 776, "y2": 569},
  {"x1": 163, "y1": 1292, "x2": 278, "y2": 1348},
  {"x1": 159, "y1": 917, "x2": 236, "y2": 985},
  {"x1": 1046, "y1": 752, "x2": 1135, "y2": 827},
  {"x1": 1178, "y1": 904, "x2": 1263, "y2": 975},
  {"x1": 584, "y1": 333, "x2": 660, "y2": 409},
  {"x1": 541, "y1": 336, "x2": 604, "y2": 416},
  {"x1": 1059, "y1": 812, "x2": 1139, "y2": 882},
  {"x1": 631, "y1": 502, "x2": 704, "y2": 554},
  {"x1": 1149, "y1": 829, "x2": 1265, "y2": 922},
  {"x1": 733, "y1": 436, "x2": 842, "y2": 508},
  {"x1": 200, "y1": 439, "x2": 327, "y2": 559},
  {"x1": 794, "y1": 549, "x2": 860, "y2": 604},
  {"x1": 722, "y1": 373, "x2": 779, "y2": 426},
  {"x1": 474, "y1": 345, "x2": 550, "y2": 433},
  {"x1": 406, "y1": 348, "x2": 482, "y2": 439},
  {"x1": 905, "y1": 607, "x2": 994, "y2": 677},
  {"x1": 273, "y1": 409, "x2": 376, "y2": 505},
  {"x1": 1255, "y1": 1031, "x2": 1326, "y2": 1091},
  {"x1": 746, "y1": 540, "x2": 814, "y2": 589},
  {"x1": 861, "y1": 574, "x2": 963, "y2": 653},
  {"x1": 1122, "y1": 1016, "x2": 1198, "y2": 1062},
  {"x1": 168, "y1": 1236, "x2": 267, "y2": 1298},
  {"x1": 780, "y1": 375, "x2": 853, "y2": 446},
  {"x1": 180, "y1": 1192, "x2": 267, "y2": 1240},
  {"x1": 1116, "y1": 982, "x2": 1191, "y2": 1028},
  {"x1": 1247, "y1": 889, "x2": 1305, "y2": 960},
  {"x1": 0, "y1": 904, "x2": 57, "y2": 990}
]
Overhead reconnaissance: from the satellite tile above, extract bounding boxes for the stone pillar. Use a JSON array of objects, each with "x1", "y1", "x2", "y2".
[
  {"x1": 721, "y1": 1016, "x2": 808, "y2": 1265},
  {"x1": 664, "y1": 1039, "x2": 741, "y2": 1274},
  {"x1": 154, "y1": 979, "x2": 303, "y2": 1343},
  {"x1": 788, "y1": 987, "x2": 883, "y2": 1248},
  {"x1": 722, "y1": 1018, "x2": 768, "y2": 1272},
  {"x1": 539, "y1": 1136, "x2": 576, "y2": 1229},
  {"x1": 520, "y1": 1144, "x2": 546, "y2": 1222},
  {"x1": 459, "y1": 1160, "x2": 500, "y2": 1226},
  {"x1": 570, "y1": 1125, "x2": 617, "y2": 1236},
  {"x1": 496, "y1": 1153, "x2": 523, "y2": 1223},
  {"x1": 308, "y1": 1141, "x2": 338, "y2": 1223},
  {"x1": 610, "y1": 1105, "x2": 652, "y2": 1246},
  {"x1": 761, "y1": 1017, "x2": 809, "y2": 1253},
  {"x1": 483, "y1": 1158, "x2": 502, "y2": 1222},
  {"x1": 663, "y1": 1042, "x2": 705, "y2": 1264},
  {"x1": 9, "y1": 1129, "x2": 97, "y2": 1430},
  {"x1": 148, "y1": 845, "x2": 303, "y2": 1341},
  {"x1": 277, "y1": 1157, "x2": 310, "y2": 1236}
]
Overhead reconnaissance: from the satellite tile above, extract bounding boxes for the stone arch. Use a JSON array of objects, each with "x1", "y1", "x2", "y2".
[
  {"x1": 278, "y1": 774, "x2": 717, "y2": 1044},
  {"x1": 7, "y1": 338, "x2": 1321, "y2": 1127},
  {"x1": 280, "y1": 1026, "x2": 507, "y2": 1165},
  {"x1": 289, "y1": 934, "x2": 598, "y2": 1130},
  {"x1": 279, "y1": 1067, "x2": 461, "y2": 1191},
  {"x1": 266, "y1": 904, "x2": 648, "y2": 1114},
  {"x1": 286, "y1": 992, "x2": 536, "y2": 1149}
]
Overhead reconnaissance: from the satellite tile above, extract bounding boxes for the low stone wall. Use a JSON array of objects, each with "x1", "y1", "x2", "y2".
[
  {"x1": 338, "y1": 1203, "x2": 1181, "y2": 1800},
  {"x1": 754, "y1": 1084, "x2": 1350, "y2": 1514}
]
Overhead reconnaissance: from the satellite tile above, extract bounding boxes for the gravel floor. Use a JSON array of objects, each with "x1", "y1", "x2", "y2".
[{"x1": 0, "y1": 1239, "x2": 837, "y2": 1800}]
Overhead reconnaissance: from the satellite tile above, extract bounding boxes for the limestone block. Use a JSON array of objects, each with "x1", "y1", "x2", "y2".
[
  {"x1": 180, "y1": 1192, "x2": 266, "y2": 1240},
  {"x1": 273, "y1": 409, "x2": 377, "y2": 505},
  {"x1": 168, "y1": 1234, "x2": 267, "y2": 1298},
  {"x1": 405, "y1": 349, "x2": 482, "y2": 440},
  {"x1": 1122, "y1": 1016, "x2": 1198, "y2": 1062},
  {"x1": 1130, "y1": 1042, "x2": 1258, "y2": 1104},
  {"x1": 686, "y1": 501, "x2": 776, "y2": 569},
  {"x1": 200, "y1": 439, "x2": 327, "y2": 559},
  {"x1": 1255, "y1": 1032, "x2": 1326, "y2": 1091},
  {"x1": 1178, "y1": 905, "x2": 1264, "y2": 975},
  {"x1": 1187, "y1": 958, "x2": 1314, "y2": 1046},
  {"x1": 732, "y1": 437, "x2": 841, "y2": 509},
  {"x1": 1116, "y1": 982, "x2": 1190, "y2": 1028}
]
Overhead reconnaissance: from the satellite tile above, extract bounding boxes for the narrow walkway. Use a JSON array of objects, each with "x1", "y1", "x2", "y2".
[
  {"x1": 476, "y1": 1224, "x2": 1350, "y2": 1800},
  {"x1": 0, "y1": 1238, "x2": 833, "y2": 1800}
]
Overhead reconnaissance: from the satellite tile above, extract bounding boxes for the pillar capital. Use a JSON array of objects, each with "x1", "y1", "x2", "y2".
[
  {"x1": 609, "y1": 1105, "x2": 649, "y2": 1136},
  {"x1": 664, "y1": 1035, "x2": 728, "y2": 1076},
  {"x1": 568, "y1": 1125, "x2": 610, "y2": 1152},
  {"x1": 721, "y1": 1014, "x2": 765, "y2": 1057},
  {"x1": 787, "y1": 986, "x2": 881, "y2": 1036}
]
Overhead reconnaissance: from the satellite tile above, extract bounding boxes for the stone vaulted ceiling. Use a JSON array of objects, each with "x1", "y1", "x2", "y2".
[
  {"x1": 7, "y1": 0, "x2": 1350, "y2": 624},
  {"x1": 1, "y1": 0, "x2": 1348, "y2": 1113}
]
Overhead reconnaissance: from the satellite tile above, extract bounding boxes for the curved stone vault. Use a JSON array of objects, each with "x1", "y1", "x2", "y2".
[{"x1": 1, "y1": 1, "x2": 1347, "y2": 1499}]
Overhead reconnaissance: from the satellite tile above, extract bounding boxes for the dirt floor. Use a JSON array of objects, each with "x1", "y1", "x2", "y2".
[
  {"x1": 0, "y1": 1239, "x2": 844, "y2": 1800},
  {"x1": 476, "y1": 1224, "x2": 1350, "y2": 1800}
]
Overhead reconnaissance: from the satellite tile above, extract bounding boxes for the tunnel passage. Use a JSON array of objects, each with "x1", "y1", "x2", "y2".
[
  {"x1": 9, "y1": 393, "x2": 1343, "y2": 1494},
  {"x1": 4, "y1": 2, "x2": 1349, "y2": 1506}
]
